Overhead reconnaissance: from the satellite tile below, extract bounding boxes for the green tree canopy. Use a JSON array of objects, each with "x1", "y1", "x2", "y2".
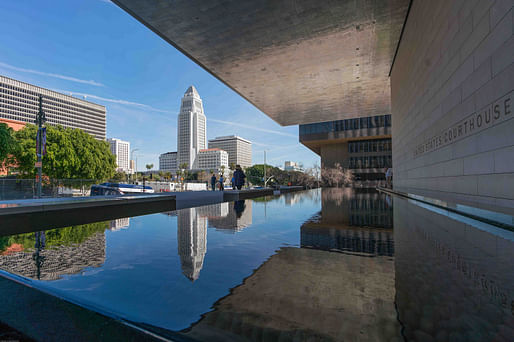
[
  {"x1": 0, "y1": 123, "x2": 16, "y2": 163},
  {"x1": 12, "y1": 124, "x2": 116, "y2": 180}
]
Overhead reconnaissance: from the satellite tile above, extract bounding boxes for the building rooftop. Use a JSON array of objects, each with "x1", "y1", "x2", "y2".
[
  {"x1": 199, "y1": 148, "x2": 223, "y2": 152},
  {"x1": 184, "y1": 85, "x2": 200, "y2": 98},
  {"x1": 209, "y1": 135, "x2": 251, "y2": 144},
  {"x1": 0, "y1": 75, "x2": 106, "y2": 110}
]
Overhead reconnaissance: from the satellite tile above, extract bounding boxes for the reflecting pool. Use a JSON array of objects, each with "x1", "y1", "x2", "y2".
[{"x1": 0, "y1": 189, "x2": 512, "y2": 342}]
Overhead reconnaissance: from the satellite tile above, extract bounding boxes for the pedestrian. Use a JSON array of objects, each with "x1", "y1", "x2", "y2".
[
  {"x1": 219, "y1": 174, "x2": 224, "y2": 191},
  {"x1": 210, "y1": 173, "x2": 217, "y2": 191},
  {"x1": 231, "y1": 175, "x2": 236, "y2": 190},
  {"x1": 233, "y1": 164, "x2": 246, "y2": 190},
  {"x1": 385, "y1": 167, "x2": 393, "y2": 188}
]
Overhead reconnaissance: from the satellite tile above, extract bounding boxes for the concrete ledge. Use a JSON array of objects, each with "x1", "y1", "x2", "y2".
[
  {"x1": 377, "y1": 187, "x2": 514, "y2": 231},
  {"x1": 0, "y1": 187, "x2": 305, "y2": 237},
  {"x1": 0, "y1": 273, "x2": 198, "y2": 342},
  {"x1": 0, "y1": 194, "x2": 176, "y2": 236}
]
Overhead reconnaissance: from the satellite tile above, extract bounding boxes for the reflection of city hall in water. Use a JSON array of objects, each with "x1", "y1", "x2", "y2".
[{"x1": 177, "y1": 200, "x2": 253, "y2": 281}]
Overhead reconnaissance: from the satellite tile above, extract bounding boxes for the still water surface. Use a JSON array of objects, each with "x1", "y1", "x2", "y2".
[{"x1": 0, "y1": 189, "x2": 512, "y2": 341}]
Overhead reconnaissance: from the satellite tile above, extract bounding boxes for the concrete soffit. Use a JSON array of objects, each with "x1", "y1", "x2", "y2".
[{"x1": 112, "y1": 0, "x2": 411, "y2": 126}]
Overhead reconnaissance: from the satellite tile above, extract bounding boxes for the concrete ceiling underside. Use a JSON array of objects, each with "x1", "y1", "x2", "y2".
[{"x1": 113, "y1": 0, "x2": 410, "y2": 126}]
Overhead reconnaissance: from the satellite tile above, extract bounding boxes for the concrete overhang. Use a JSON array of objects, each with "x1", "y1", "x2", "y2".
[
  {"x1": 300, "y1": 126, "x2": 392, "y2": 155},
  {"x1": 112, "y1": 0, "x2": 410, "y2": 126}
]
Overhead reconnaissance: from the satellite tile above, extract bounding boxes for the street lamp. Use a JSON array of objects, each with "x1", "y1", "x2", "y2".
[{"x1": 131, "y1": 148, "x2": 139, "y2": 182}]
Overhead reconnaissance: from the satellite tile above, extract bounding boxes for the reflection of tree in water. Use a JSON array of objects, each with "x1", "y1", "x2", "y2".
[{"x1": 0, "y1": 222, "x2": 108, "y2": 280}]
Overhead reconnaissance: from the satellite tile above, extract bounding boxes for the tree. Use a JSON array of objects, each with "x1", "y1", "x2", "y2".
[
  {"x1": 321, "y1": 163, "x2": 353, "y2": 187},
  {"x1": 229, "y1": 163, "x2": 236, "y2": 171},
  {"x1": 145, "y1": 164, "x2": 153, "y2": 171},
  {"x1": 0, "y1": 123, "x2": 16, "y2": 164},
  {"x1": 12, "y1": 124, "x2": 116, "y2": 181},
  {"x1": 112, "y1": 171, "x2": 127, "y2": 182}
]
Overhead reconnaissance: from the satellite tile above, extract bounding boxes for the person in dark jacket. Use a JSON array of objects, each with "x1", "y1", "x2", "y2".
[
  {"x1": 233, "y1": 165, "x2": 246, "y2": 190},
  {"x1": 210, "y1": 174, "x2": 217, "y2": 191},
  {"x1": 219, "y1": 174, "x2": 224, "y2": 191}
]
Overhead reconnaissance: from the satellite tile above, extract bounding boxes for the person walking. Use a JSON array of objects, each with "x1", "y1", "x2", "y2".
[
  {"x1": 233, "y1": 165, "x2": 246, "y2": 190},
  {"x1": 210, "y1": 173, "x2": 217, "y2": 191},
  {"x1": 231, "y1": 175, "x2": 236, "y2": 190},
  {"x1": 219, "y1": 174, "x2": 224, "y2": 191},
  {"x1": 385, "y1": 167, "x2": 393, "y2": 188}
]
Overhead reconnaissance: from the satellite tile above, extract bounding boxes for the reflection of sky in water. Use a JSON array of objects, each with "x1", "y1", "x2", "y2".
[{"x1": 20, "y1": 193, "x2": 322, "y2": 330}]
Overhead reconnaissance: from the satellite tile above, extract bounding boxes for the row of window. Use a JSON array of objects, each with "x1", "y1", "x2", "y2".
[
  {"x1": 299, "y1": 114, "x2": 391, "y2": 135},
  {"x1": 0, "y1": 83, "x2": 105, "y2": 115},
  {"x1": 1, "y1": 97, "x2": 106, "y2": 129},
  {"x1": 348, "y1": 139, "x2": 392, "y2": 153},
  {"x1": 0, "y1": 98, "x2": 106, "y2": 126},
  {"x1": 349, "y1": 156, "x2": 392, "y2": 169},
  {"x1": 349, "y1": 199, "x2": 392, "y2": 210},
  {"x1": 0, "y1": 105, "x2": 105, "y2": 132}
]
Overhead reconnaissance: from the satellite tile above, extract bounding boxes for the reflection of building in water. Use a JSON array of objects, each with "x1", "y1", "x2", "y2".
[
  {"x1": 185, "y1": 247, "x2": 399, "y2": 341},
  {"x1": 196, "y1": 202, "x2": 229, "y2": 218},
  {"x1": 177, "y1": 207, "x2": 207, "y2": 282},
  {"x1": 284, "y1": 192, "x2": 302, "y2": 206},
  {"x1": 301, "y1": 225, "x2": 394, "y2": 256},
  {"x1": 109, "y1": 218, "x2": 130, "y2": 231},
  {"x1": 394, "y1": 197, "x2": 514, "y2": 342},
  {"x1": 301, "y1": 188, "x2": 394, "y2": 255},
  {"x1": 0, "y1": 233, "x2": 105, "y2": 281},
  {"x1": 321, "y1": 187, "x2": 393, "y2": 228},
  {"x1": 207, "y1": 200, "x2": 252, "y2": 233}
]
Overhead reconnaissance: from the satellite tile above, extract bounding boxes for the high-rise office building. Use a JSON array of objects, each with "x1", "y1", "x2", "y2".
[
  {"x1": 208, "y1": 135, "x2": 252, "y2": 168},
  {"x1": 0, "y1": 75, "x2": 106, "y2": 140},
  {"x1": 108, "y1": 138, "x2": 130, "y2": 172},
  {"x1": 177, "y1": 86, "x2": 206, "y2": 170},
  {"x1": 159, "y1": 151, "x2": 177, "y2": 172}
]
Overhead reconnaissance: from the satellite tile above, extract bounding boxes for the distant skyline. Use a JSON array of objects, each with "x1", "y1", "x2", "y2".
[{"x1": 0, "y1": 0, "x2": 319, "y2": 170}]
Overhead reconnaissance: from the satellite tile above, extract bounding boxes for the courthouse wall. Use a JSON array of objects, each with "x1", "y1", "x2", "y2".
[{"x1": 391, "y1": 0, "x2": 514, "y2": 207}]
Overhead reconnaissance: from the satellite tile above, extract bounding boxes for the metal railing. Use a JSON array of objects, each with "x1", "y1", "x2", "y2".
[{"x1": 0, "y1": 179, "x2": 101, "y2": 200}]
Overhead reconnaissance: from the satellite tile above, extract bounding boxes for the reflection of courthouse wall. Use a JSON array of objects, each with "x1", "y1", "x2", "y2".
[
  {"x1": 208, "y1": 201, "x2": 253, "y2": 232},
  {"x1": 394, "y1": 197, "x2": 514, "y2": 341},
  {"x1": 187, "y1": 247, "x2": 399, "y2": 341},
  {"x1": 0, "y1": 233, "x2": 105, "y2": 281},
  {"x1": 177, "y1": 208, "x2": 207, "y2": 281}
]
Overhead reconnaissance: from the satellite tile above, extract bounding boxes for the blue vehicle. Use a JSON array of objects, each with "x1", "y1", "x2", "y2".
[{"x1": 90, "y1": 183, "x2": 154, "y2": 196}]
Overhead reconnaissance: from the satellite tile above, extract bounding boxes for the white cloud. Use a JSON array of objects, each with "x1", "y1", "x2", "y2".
[
  {"x1": 0, "y1": 62, "x2": 104, "y2": 87},
  {"x1": 208, "y1": 118, "x2": 297, "y2": 137},
  {"x1": 53, "y1": 89, "x2": 175, "y2": 115}
]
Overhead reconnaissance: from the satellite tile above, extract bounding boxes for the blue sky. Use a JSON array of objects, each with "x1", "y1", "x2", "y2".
[{"x1": 0, "y1": 0, "x2": 319, "y2": 170}]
